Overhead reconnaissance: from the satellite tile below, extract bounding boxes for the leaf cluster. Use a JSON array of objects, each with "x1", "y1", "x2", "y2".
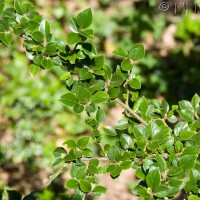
[{"x1": 1, "y1": 1, "x2": 200, "y2": 200}]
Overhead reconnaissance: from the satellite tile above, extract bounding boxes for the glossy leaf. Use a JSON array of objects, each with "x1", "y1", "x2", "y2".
[
  {"x1": 66, "y1": 32, "x2": 81, "y2": 44},
  {"x1": 59, "y1": 93, "x2": 77, "y2": 107},
  {"x1": 79, "y1": 179, "x2": 92, "y2": 193},
  {"x1": 113, "y1": 48, "x2": 128, "y2": 57},
  {"x1": 96, "y1": 107, "x2": 105, "y2": 123},
  {"x1": 92, "y1": 186, "x2": 107, "y2": 196},
  {"x1": 107, "y1": 145, "x2": 121, "y2": 162},
  {"x1": 107, "y1": 164, "x2": 122, "y2": 178},
  {"x1": 177, "y1": 109, "x2": 194, "y2": 122},
  {"x1": 129, "y1": 76, "x2": 141, "y2": 89},
  {"x1": 77, "y1": 137, "x2": 90, "y2": 150},
  {"x1": 65, "y1": 179, "x2": 79, "y2": 189},
  {"x1": 129, "y1": 44, "x2": 145, "y2": 60},
  {"x1": 77, "y1": 8, "x2": 92, "y2": 29},
  {"x1": 91, "y1": 91, "x2": 109, "y2": 104},
  {"x1": 77, "y1": 86, "x2": 90, "y2": 104},
  {"x1": 39, "y1": 19, "x2": 51, "y2": 37},
  {"x1": 111, "y1": 75, "x2": 124, "y2": 87},
  {"x1": 146, "y1": 167, "x2": 161, "y2": 190},
  {"x1": 32, "y1": 31, "x2": 44, "y2": 43},
  {"x1": 103, "y1": 126, "x2": 117, "y2": 136},
  {"x1": 29, "y1": 64, "x2": 40, "y2": 77},
  {"x1": 120, "y1": 134, "x2": 133, "y2": 149},
  {"x1": 0, "y1": 32, "x2": 12, "y2": 46},
  {"x1": 121, "y1": 59, "x2": 133, "y2": 71}
]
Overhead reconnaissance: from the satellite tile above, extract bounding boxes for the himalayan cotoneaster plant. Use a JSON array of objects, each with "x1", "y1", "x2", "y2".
[{"x1": 1, "y1": 1, "x2": 200, "y2": 200}]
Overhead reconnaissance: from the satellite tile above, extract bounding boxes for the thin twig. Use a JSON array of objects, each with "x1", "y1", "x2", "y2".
[
  {"x1": 194, "y1": 112, "x2": 199, "y2": 119},
  {"x1": 42, "y1": 161, "x2": 65, "y2": 189},
  {"x1": 115, "y1": 98, "x2": 147, "y2": 125},
  {"x1": 81, "y1": 157, "x2": 109, "y2": 161}
]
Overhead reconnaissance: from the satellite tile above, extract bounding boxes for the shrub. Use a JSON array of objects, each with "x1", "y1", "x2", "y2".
[{"x1": 1, "y1": 1, "x2": 200, "y2": 199}]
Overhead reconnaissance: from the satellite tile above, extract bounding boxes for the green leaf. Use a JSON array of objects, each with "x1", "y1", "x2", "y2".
[
  {"x1": 53, "y1": 147, "x2": 67, "y2": 157},
  {"x1": 156, "y1": 153, "x2": 167, "y2": 173},
  {"x1": 103, "y1": 126, "x2": 117, "y2": 136},
  {"x1": 120, "y1": 161, "x2": 132, "y2": 170},
  {"x1": 129, "y1": 44, "x2": 145, "y2": 60},
  {"x1": 59, "y1": 93, "x2": 77, "y2": 107},
  {"x1": 90, "y1": 80, "x2": 105, "y2": 91},
  {"x1": 194, "y1": 131, "x2": 200, "y2": 147},
  {"x1": 60, "y1": 72, "x2": 70, "y2": 80},
  {"x1": 45, "y1": 42, "x2": 58, "y2": 56},
  {"x1": 77, "y1": 86, "x2": 90, "y2": 104},
  {"x1": 113, "y1": 48, "x2": 128, "y2": 57},
  {"x1": 82, "y1": 43, "x2": 97, "y2": 57},
  {"x1": 178, "y1": 130, "x2": 195, "y2": 141},
  {"x1": 107, "y1": 145, "x2": 121, "y2": 162},
  {"x1": 66, "y1": 32, "x2": 81, "y2": 44},
  {"x1": 32, "y1": 31, "x2": 44, "y2": 43},
  {"x1": 177, "y1": 109, "x2": 194, "y2": 122},
  {"x1": 77, "y1": 136, "x2": 90, "y2": 150},
  {"x1": 79, "y1": 29, "x2": 94, "y2": 39},
  {"x1": 179, "y1": 100, "x2": 193, "y2": 111},
  {"x1": 103, "y1": 65, "x2": 112, "y2": 80},
  {"x1": 140, "y1": 97, "x2": 148, "y2": 114},
  {"x1": 146, "y1": 167, "x2": 161, "y2": 190},
  {"x1": 77, "y1": 167, "x2": 86, "y2": 179},
  {"x1": 107, "y1": 164, "x2": 122, "y2": 178},
  {"x1": 129, "y1": 76, "x2": 141, "y2": 89},
  {"x1": 86, "y1": 104, "x2": 96, "y2": 113},
  {"x1": 51, "y1": 157, "x2": 63, "y2": 166},
  {"x1": 79, "y1": 179, "x2": 92, "y2": 193},
  {"x1": 69, "y1": 18, "x2": 79, "y2": 33},
  {"x1": 174, "y1": 122, "x2": 188, "y2": 136},
  {"x1": 77, "y1": 8, "x2": 92, "y2": 29},
  {"x1": 93, "y1": 55, "x2": 104, "y2": 68},
  {"x1": 91, "y1": 91, "x2": 109, "y2": 104},
  {"x1": 108, "y1": 87, "x2": 119, "y2": 99},
  {"x1": 188, "y1": 195, "x2": 200, "y2": 200},
  {"x1": 0, "y1": 32, "x2": 12, "y2": 46},
  {"x1": 168, "y1": 115, "x2": 177, "y2": 123},
  {"x1": 41, "y1": 58, "x2": 53, "y2": 69},
  {"x1": 79, "y1": 68, "x2": 93, "y2": 80},
  {"x1": 14, "y1": 0, "x2": 25, "y2": 14},
  {"x1": 111, "y1": 75, "x2": 124, "y2": 87},
  {"x1": 121, "y1": 59, "x2": 133, "y2": 71},
  {"x1": 135, "y1": 168, "x2": 146, "y2": 179},
  {"x1": 65, "y1": 179, "x2": 79, "y2": 189},
  {"x1": 29, "y1": 64, "x2": 40, "y2": 77},
  {"x1": 82, "y1": 148, "x2": 94, "y2": 157},
  {"x1": 192, "y1": 94, "x2": 200, "y2": 109},
  {"x1": 190, "y1": 168, "x2": 200, "y2": 181},
  {"x1": 182, "y1": 146, "x2": 199, "y2": 156},
  {"x1": 120, "y1": 134, "x2": 133, "y2": 149},
  {"x1": 179, "y1": 155, "x2": 197, "y2": 170},
  {"x1": 154, "y1": 185, "x2": 170, "y2": 198},
  {"x1": 39, "y1": 19, "x2": 51, "y2": 37},
  {"x1": 63, "y1": 140, "x2": 76, "y2": 149},
  {"x1": 73, "y1": 104, "x2": 84, "y2": 113},
  {"x1": 92, "y1": 186, "x2": 107, "y2": 196},
  {"x1": 115, "y1": 118, "x2": 128, "y2": 130},
  {"x1": 96, "y1": 107, "x2": 105, "y2": 123},
  {"x1": 0, "y1": 0, "x2": 5, "y2": 14}
]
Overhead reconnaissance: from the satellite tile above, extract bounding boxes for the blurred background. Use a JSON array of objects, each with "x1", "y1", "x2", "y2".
[{"x1": 1, "y1": 0, "x2": 200, "y2": 199}]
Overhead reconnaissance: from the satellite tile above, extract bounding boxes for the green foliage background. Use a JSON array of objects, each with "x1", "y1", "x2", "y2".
[{"x1": 1, "y1": 0, "x2": 200, "y2": 199}]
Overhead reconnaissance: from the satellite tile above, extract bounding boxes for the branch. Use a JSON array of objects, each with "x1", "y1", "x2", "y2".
[
  {"x1": 42, "y1": 161, "x2": 65, "y2": 189},
  {"x1": 82, "y1": 157, "x2": 109, "y2": 161},
  {"x1": 115, "y1": 98, "x2": 147, "y2": 125}
]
